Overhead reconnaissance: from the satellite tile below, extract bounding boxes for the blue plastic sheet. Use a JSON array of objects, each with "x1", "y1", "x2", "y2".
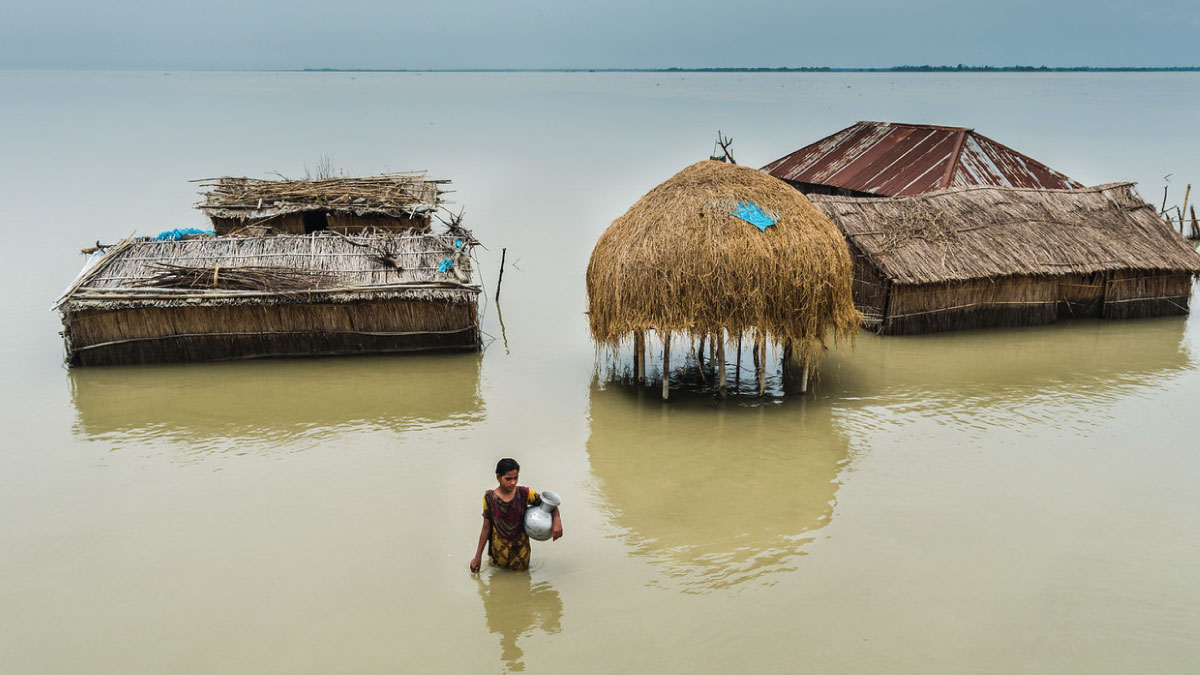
[
  {"x1": 437, "y1": 258, "x2": 454, "y2": 273},
  {"x1": 154, "y1": 227, "x2": 214, "y2": 241},
  {"x1": 731, "y1": 201, "x2": 777, "y2": 231}
]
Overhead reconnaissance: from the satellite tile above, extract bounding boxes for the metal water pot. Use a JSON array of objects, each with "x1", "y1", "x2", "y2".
[{"x1": 524, "y1": 491, "x2": 561, "y2": 541}]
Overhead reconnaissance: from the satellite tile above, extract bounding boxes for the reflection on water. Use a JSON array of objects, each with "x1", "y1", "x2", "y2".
[
  {"x1": 476, "y1": 572, "x2": 563, "y2": 673},
  {"x1": 586, "y1": 385, "x2": 850, "y2": 592},
  {"x1": 822, "y1": 317, "x2": 1194, "y2": 432},
  {"x1": 69, "y1": 352, "x2": 483, "y2": 452}
]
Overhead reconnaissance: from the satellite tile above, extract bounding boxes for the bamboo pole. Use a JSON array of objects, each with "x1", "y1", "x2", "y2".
[
  {"x1": 1191, "y1": 205, "x2": 1199, "y2": 239},
  {"x1": 697, "y1": 334, "x2": 706, "y2": 370},
  {"x1": 716, "y1": 330, "x2": 727, "y2": 398},
  {"x1": 662, "y1": 333, "x2": 671, "y2": 401}
]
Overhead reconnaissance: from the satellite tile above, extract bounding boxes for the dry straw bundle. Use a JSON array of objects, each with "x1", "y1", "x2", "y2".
[
  {"x1": 199, "y1": 173, "x2": 445, "y2": 213},
  {"x1": 586, "y1": 160, "x2": 861, "y2": 367}
]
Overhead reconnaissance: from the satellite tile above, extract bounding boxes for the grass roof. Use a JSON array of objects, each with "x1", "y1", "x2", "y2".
[
  {"x1": 810, "y1": 182, "x2": 1200, "y2": 285},
  {"x1": 58, "y1": 232, "x2": 478, "y2": 311}
]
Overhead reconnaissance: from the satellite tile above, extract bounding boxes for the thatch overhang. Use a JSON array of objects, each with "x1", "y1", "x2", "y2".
[
  {"x1": 196, "y1": 172, "x2": 447, "y2": 222},
  {"x1": 586, "y1": 160, "x2": 860, "y2": 369},
  {"x1": 809, "y1": 182, "x2": 1200, "y2": 285}
]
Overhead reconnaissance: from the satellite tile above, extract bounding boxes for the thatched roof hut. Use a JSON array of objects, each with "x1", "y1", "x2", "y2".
[
  {"x1": 586, "y1": 160, "x2": 860, "y2": 398},
  {"x1": 809, "y1": 182, "x2": 1200, "y2": 334},
  {"x1": 56, "y1": 232, "x2": 480, "y2": 365},
  {"x1": 196, "y1": 172, "x2": 448, "y2": 235}
]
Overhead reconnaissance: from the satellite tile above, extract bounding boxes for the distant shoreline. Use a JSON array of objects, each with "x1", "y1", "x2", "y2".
[{"x1": 298, "y1": 66, "x2": 1200, "y2": 73}]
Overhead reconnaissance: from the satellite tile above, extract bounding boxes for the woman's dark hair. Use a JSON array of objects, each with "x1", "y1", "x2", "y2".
[{"x1": 495, "y1": 458, "x2": 520, "y2": 476}]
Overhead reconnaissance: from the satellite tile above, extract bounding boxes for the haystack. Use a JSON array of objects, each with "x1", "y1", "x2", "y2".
[{"x1": 586, "y1": 160, "x2": 860, "y2": 398}]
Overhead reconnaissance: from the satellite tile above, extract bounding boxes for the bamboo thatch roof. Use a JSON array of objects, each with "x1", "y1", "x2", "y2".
[
  {"x1": 586, "y1": 160, "x2": 861, "y2": 356},
  {"x1": 57, "y1": 232, "x2": 479, "y2": 311},
  {"x1": 196, "y1": 173, "x2": 448, "y2": 220},
  {"x1": 810, "y1": 183, "x2": 1200, "y2": 285}
]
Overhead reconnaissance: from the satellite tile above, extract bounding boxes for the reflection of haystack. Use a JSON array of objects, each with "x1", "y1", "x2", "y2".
[
  {"x1": 585, "y1": 385, "x2": 850, "y2": 592},
  {"x1": 586, "y1": 161, "x2": 860, "y2": 397}
]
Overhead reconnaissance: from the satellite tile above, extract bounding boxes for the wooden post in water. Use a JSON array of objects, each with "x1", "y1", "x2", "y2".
[
  {"x1": 756, "y1": 334, "x2": 766, "y2": 397},
  {"x1": 1191, "y1": 205, "x2": 1199, "y2": 239},
  {"x1": 697, "y1": 334, "x2": 706, "y2": 370},
  {"x1": 716, "y1": 330, "x2": 727, "y2": 398},
  {"x1": 735, "y1": 334, "x2": 742, "y2": 388},
  {"x1": 662, "y1": 333, "x2": 671, "y2": 401},
  {"x1": 634, "y1": 330, "x2": 645, "y2": 385},
  {"x1": 495, "y1": 247, "x2": 507, "y2": 302}
]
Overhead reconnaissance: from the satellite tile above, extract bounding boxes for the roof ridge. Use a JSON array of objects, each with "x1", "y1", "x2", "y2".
[
  {"x1": 857, "y1": 120, "x2": 973, "y2": 132},
  {"x1": 939, "y1": 128, "x2": 970, "y2": 188},
  {"x1": 807, "y1": 181, "x2": 1133, "y2": 203}
]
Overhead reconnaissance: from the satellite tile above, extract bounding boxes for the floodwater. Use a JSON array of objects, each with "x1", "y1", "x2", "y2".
[{"x1": 2, "y1": 71, "x2": 1200, "y2": 673}]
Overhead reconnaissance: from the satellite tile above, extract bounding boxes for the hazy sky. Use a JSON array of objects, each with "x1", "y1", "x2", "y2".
[{"x1": 2, "y1": 0, "x2": 1198, "y2": 69}]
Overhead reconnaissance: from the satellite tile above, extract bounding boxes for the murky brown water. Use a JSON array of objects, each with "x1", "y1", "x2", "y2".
[{"x1": 2, "y1": 71, "x2": 1199, "y2": 673}]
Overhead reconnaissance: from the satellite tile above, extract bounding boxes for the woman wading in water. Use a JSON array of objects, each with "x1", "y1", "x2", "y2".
[{"x1": 470, "y1": 458, "x2": 563, "y2": 572}]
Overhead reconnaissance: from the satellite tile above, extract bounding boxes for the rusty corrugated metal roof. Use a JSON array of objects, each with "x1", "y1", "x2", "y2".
[{"x1": 761, "y1": 121, "x2": 1083, "y2": 197}]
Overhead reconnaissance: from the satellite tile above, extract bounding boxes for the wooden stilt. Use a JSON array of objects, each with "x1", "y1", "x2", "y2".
[
  {"x1": 782, "y1": 341, "x2": 794, "y2": 392},
  {"x1": 662, "y1": 333, "x2": 671, "y2": 401},
  {"x1": 735, "y1": 334, "x2": 742, "y2": 388},
  {"x1": 634, "y1": 330, "x2": 645, "y2": 385},
  {"x1": 800, "y1": 360, "x2": 810, "y2": 394},
  {"x1": 716, "y1": 330, "x2": 727, "y2": 398},
  {"x1": 698, "y1": 334, "x2": 706, "y2": 370},
  {"x1": 756, "y1": 335, "x2": 766, "y2": 397}
]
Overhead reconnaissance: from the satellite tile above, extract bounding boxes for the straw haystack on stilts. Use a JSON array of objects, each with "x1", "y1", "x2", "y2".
[{"x1": 587, "y1": 160, "x2": 861, "y2": 399}]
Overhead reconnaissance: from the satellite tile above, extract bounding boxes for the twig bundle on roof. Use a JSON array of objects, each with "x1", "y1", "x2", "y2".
[{"x1": 197, "y1": 173, "x2": 446, "y2": 219}]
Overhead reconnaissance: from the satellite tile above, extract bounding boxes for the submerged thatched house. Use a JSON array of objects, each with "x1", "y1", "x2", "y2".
[
  {"x1": 587, "y1": 160, "x2": 860, "y2": 398},
  {"x1": 197, "y1": 173, "x2": 447, "y2": 235},
  {"x1": 55, "y1": 232, "x2": 481, "y2": 365},
  {"x1": 809, "y1": 183, "x2": 1200, "y2": 335}
]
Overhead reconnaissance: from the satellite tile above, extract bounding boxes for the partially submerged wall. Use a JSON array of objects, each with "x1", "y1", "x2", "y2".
[{"x1": 64, "y1": 298, "x2": 479, "y2": 365}]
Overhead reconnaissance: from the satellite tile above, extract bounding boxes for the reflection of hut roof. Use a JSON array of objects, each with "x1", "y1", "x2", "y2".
[
  {"x1": 58, "y1": 232, "x2": 479, "y2": 310},
  {"x1": 196, "y1": 173, "x2": 447, "y2": 220},
  {"x1": 586, "y1": 160, "x2": 860, "y2": 356},
  {"x1": 810, "y1": 183, "x2": 1200, "y2": 284},
  {"x1": 762, "y1": 121, "x2": 1083, "y2": 197}
]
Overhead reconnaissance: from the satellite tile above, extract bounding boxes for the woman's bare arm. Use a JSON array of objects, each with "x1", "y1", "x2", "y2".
[{"x1": 469, "y1": 517, "x2": 489, "y2": 573}]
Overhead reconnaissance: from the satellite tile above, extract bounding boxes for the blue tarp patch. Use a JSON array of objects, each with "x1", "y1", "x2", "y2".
[
  {"x1": 437, "y1": 258, "x2": 454, "y2": 273},
  {"x1": 154, "y1": 228, "x2": 214, "y2": 241},
  {"x1": 731, "y1": 201, "x2": 777, "y2": 231}
]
